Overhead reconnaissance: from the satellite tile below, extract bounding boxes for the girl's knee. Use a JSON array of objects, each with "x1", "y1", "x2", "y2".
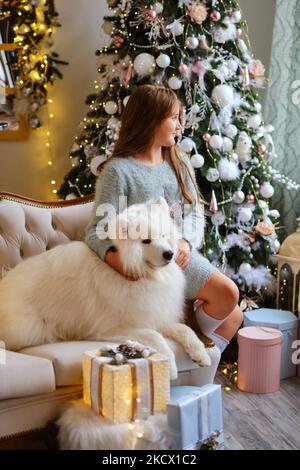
[{"x1": 197, "y1": 272, "x2": 240, "y2": 317}]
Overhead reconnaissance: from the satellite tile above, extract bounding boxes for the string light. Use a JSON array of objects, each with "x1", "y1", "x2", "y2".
[{"x1": 43, "y1": 96, "x2": 58, "y2": 196}]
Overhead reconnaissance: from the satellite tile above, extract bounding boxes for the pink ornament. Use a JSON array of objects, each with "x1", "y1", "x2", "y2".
[
  {"x1": 124, "y1": 62, "x2": 133, "y2": 85},
  {"x1": 237, "y1": 28, "x2": 243, "y2": 37},
  {"x1": 258, "y1": 144, "x2": 267, "y2": 156},
  {"x1": 247, "y1": 193, "x2": 255, "y2": 204},
  {"x1": 144, "y1": 9, "x2": 157, "y2": 22},
  {"x1": 210, "y1": 10, "x2": 221, "y2": 21},
  {"x1": 178, "y1": 63, "x2": 188, "y2": 74},
  {"x1": 241, "y1": 66, "x2": 250, "y2": 88},
  {"x1": 191, "y1": 60, "x2": 204, "y2": 75},
  {"x1": 200, "y1": 35, "x2": 211, "y2": 50},
  {"x1": 209, "y1": 190, "x2": 218, "y2": 214},
  {"x1": 113, "y1": 35, "x2": 124, "y2": 48},
  {"x1": 203, "y1": 132, "x2": 211, "y2": 142}
]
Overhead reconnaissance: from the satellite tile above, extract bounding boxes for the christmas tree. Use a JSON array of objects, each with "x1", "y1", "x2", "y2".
[{"x1": 58, "y1": 0, "x2": 299, "y2": 304}]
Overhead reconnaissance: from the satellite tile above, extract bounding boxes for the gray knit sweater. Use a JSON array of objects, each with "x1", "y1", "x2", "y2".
[{"x1": 85, "y1": 154, "x2": 205, "y2": 261}]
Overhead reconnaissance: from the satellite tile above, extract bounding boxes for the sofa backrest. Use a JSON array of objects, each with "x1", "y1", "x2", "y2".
[{"x1": 0, "y1": 193, "x2": 94, "y2": 278}]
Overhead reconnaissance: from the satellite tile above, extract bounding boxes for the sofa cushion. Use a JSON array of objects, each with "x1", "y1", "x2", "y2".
[
  {"x1": 0, "y1": 351, "x2": 55, "y2": 400},
  {"x1": 20, "y1": 340, "x2": 201, "y2": 387}
]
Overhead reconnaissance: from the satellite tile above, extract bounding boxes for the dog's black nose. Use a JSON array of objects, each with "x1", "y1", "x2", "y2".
[{"x1": 163, "y1": 250, "x2": 173, "y2": 261}]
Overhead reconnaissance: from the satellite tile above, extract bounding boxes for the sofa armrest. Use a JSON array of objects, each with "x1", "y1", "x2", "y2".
[{"x1": 0, "y1": 350, "x2": 56, "y2": 400}]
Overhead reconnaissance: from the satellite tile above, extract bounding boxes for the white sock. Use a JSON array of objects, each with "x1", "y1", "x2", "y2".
[
  {"x1": 195, "y1": 304, "x2": 226, "y2": 337},
  {"x1": 210, "y1": 332, "x2": 230, "y2": 353}
]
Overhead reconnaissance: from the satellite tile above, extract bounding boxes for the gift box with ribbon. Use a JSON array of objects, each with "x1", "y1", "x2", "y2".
[
  {"x1": 167, "y1": 385, "x2": 224, "y2": 450},
  {"x1": 82, "y1": 342, "x2": 170, "y2": 424}
]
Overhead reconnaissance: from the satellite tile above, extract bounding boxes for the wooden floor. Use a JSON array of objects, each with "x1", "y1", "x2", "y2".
[{"x1": 215, "y1": 372, "x2": 300, "y2": 450}]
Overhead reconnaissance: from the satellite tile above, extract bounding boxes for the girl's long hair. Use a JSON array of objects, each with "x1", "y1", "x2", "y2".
[{"x1": 99, "y1": 84, "x2": 203, "y2": 205}]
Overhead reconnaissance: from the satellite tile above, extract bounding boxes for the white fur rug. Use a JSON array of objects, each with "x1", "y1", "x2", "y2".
[{"x1": 57, "y1": 400, "x2": 175, "y2": 450}]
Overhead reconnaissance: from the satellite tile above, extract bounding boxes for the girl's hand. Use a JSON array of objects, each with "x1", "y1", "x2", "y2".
[
  {"x1": 105, "y1": 250, "x2": 141, "y2": 281},
  {"x1": 175, "y1": 239, "x2": 191, "y2": 269}
]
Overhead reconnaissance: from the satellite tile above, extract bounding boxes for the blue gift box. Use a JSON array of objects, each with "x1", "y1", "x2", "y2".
[
  {"x1": 167, "y1": 385, "x2": 224, "y2": 450},
  {"x1": 244, "y1": 308, "x2": 299, "y2": 379}
]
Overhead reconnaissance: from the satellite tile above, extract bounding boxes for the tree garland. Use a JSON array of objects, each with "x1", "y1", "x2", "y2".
[{"x1": 0, "y1": 0, "x2": 67, "y2": 128}]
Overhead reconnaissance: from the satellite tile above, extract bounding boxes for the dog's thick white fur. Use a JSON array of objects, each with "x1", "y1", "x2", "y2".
[{"x1": 0, "y1": 197, "x2": 210, "y2": 378}]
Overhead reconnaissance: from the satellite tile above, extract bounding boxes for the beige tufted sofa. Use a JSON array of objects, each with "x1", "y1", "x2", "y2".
[{"x1": 0, "y1": 192, "x2": 221, "y2": 449}]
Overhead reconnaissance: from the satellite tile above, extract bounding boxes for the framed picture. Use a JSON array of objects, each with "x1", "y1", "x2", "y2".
[{"x1": 0, "y1": 39, "x2": 29, "y2": 141}]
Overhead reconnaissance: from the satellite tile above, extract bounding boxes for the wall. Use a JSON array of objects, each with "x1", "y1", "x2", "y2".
[
  {"x1": 0, "y1": 0, "x2": 276, "y2": 200},
  {"x1": 239, "y1": 0, "x2": 276, "y2": 104}
]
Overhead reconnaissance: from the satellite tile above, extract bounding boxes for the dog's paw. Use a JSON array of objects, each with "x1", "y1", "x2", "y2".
[{"x1": 191, "y1": 346, "x2": 211, "y2": 367}]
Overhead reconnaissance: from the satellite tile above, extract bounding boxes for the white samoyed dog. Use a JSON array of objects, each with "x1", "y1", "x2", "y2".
[{"x1": 0, "y1": 197, "x2": 210, "y2": 378}]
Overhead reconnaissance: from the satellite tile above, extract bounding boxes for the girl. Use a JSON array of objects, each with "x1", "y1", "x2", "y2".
[{"x1": 86, "y1": 85, "x2": 243, "y2": 353}]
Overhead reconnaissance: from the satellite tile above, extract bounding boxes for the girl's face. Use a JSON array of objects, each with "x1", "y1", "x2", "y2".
[{"x1": 153, "y1": 103, "x2": 182, "y2": 148}]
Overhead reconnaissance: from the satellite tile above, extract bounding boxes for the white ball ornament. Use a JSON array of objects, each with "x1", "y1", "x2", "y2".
[
  {"x1": 156, "y1": 53, "x2": 171, "y2": 68},
  {"x1": 247, "y1": 114, "x2": 262, "y2": 129},
  {"x1": 211, "y1": 85, "x2": 234, "y2": 108},
  {"x1": 211, "y1": 211, "x2": 225, "y2": 226},
  {"x1": 65, "y1": 193, "x2": 77, "y2": 200},
  {"x1": 227, "y1": 59, "x2": 239, "y2": 73},
  {"x1": 102, "y1": 21, "x2": 114, "y2": 36},
  {"x1": 225, "y1": 124, "x2": 238, "y2": 138},
  {"x1": 168, "y1": 76, "x2": 182, "y2": 90},
  {"x1": 260, "y1": 182, "x2": 274, "y2": 198},
  {"x1": 191, "y1": 154, "x2": 205, "y2": 168},
  {"x1": 173, "y1": 22, "x2": 184, "y2": 35},
  {"x1": 153, "y1": 2, "x2": 163, "y2": 14},
  {"x1": 180, "y1": 137, "x2": 194, "y2": 153},
  {"x1": 90, "y1": 155, "x2": 107, "y2": 176},
  {"x1": 206, "y1": 168, "x2": 220, "y2": 182},
  {"x1": 133, "y1": 53, "x2": 156, "y2": 76},
  {"x1": 191, "y1": 104, "x2": 200, "y2": 114},
  {"x1": 104, "y1": 100, "x2": 118, "y2": 114},
  {"x1": 186, "y1": 36, "x2": 199, "y2": 49},
  {"x1": 232, "y1": 10, "x2": 242, "y2": 22},
  {"x1": 223, "y1": 137, "x2": 233, "y2": 152},
  {"x1": 239, "y1": 207, "x2": 253, "y2": 223},
  {"x1": 209, "y1": 134, "x2": 223, "y2": 150},
  {"x1": 255, "y1": 102, "x2": 262, "y2": 112},
  {"x1": 232, "y1": 190, "x2": 245, "y2": 204},
  {"x1": 115, "y1": 353, "x2": 124, "y2": 364},
  {"x1": 239, "y1": 263, "x2": 252, "y2": 275}
]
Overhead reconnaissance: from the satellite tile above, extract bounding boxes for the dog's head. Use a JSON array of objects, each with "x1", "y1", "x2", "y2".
[{"x1": 108, "y1": 197, "x2": 181, "y2": 276}]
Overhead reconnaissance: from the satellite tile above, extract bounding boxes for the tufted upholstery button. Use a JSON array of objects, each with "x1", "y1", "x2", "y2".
[
  {"x1": 52, "y1": 222, "x2": 57, "y2": 230},
  {"x1": 20, "y1": 248, "x2": 24, "y2": 258},
  {"x1": 25, "y1": 224, "x2": 30, "y2": 232}
]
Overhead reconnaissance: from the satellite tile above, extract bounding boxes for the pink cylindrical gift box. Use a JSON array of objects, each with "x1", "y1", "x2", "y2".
[
  {"x1": 237, "y1": 326, "x2": 282, "y2": 393},
  {"x1": 298, "y1": 322, "x2": 300, "y2": 378}
]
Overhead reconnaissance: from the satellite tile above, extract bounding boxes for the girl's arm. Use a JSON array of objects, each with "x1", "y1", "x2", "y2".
[{"x1": 85, "y1": 163, "x2": 126, "y2": 262}]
